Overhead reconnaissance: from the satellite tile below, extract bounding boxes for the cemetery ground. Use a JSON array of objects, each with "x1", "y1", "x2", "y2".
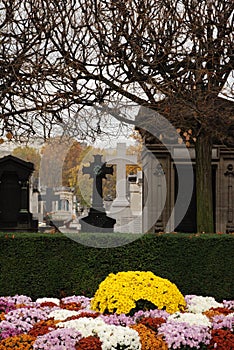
[{"x1": 0, "y1": 231, "x2": 233, "y2": 349}]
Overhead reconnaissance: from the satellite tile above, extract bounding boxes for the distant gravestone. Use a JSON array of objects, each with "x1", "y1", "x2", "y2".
[
  {"x1": 40, "y1": 187, "x2": 60, "y2": 213},
  {"x1": 80, "y1": 154, "x2": 116, "y2": 232},
  {"x1": 106, "y1": 143, "x2": 137, "y2": 208},
  {"x1": 0, "y1": 155, "x2": 38, "y2": 232}
]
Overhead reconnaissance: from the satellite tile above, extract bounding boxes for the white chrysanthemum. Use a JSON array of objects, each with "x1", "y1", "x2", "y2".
[
  {"x1": 58, "y1": 317, "x2": 106, "y2": 337},
  {"x1": 99, "y1": 325, "x2": 141, "y2": 350},
  {"x1": 48, "y1": 309, "x2": 79, "y2": 320},
  {"x1": 36, "y1": 297, "x2": 60, "y2": 306},
  {"x1": 168, "y1": 312, "x2": 212, "y2": 327},
  {"x1": 186, "y1": 296, "x2": 223, "y2": 313},
  {"x1": 59, "y1": 317, "x2": 141, "y2": 349}
]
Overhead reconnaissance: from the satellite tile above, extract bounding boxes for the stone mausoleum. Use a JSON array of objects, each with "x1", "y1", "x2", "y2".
[
  {"x1": 142, "y1": 142, "x2": 234, "y2": 234},
  {"x1": 0, "y1": 155, "x2": 38, "y2": 232}
]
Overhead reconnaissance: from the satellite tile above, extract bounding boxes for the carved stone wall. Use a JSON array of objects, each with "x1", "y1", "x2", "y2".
[{"x1": 216, "y1": 148, "x2": 234, "y2": 233}]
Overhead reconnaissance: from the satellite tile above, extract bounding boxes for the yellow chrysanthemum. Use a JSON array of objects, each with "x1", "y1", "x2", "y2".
[{"x1": 91, "y1": 271, "x2": 186, "y2": 314}]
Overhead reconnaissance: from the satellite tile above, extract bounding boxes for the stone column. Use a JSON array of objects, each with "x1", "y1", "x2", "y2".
[
  {"x1": 106, "y1": 143, "x2": 137, "y2": 208},
  {"x1": 225, "y1": 163, "x2": 234, "y2": 233},
  {"x1": 19, "y1": 180, "x2": 29, "y2": 213}
]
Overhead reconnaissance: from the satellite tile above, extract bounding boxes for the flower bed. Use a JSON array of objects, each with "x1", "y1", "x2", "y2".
[{"x1": 0, "y1": 272, "x2": 233, "y2": 349}]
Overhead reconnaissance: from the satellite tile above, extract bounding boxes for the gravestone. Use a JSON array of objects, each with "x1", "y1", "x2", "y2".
[
  {"x1": 50, "y1": 187, "x2": 75, "y2": 228},
  {"x1": 0, "y1": 155, "x2": 38, "y2": 232},
  {"x1": 106, "y1": 143, "x2": 139, "y2": 233},
  {"x1": 80, "y1": 154, "x2": 116, "y2": 232},
  {"x1": 126, "y1": 171, "x2": 143, "y2": 233},
  {"x1": 128, "y1": 171, "x2": 143, "y2": 216},
  {"x1": 30, "y1": 181, "x2": 40, "y2": 221},
  {"x1": 38, "y1": 187, "x2": 75, "y2": 231},
  {"x1": 106, "y1": 143, "x2": 137, "y2": 208},
  {"x1": 40, "y1": 187, "x2": 60, "y2": 213}
]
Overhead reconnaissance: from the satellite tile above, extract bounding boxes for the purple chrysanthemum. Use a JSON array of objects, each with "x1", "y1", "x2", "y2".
[
  {"x1": 212, "y1": 313, "x2": 234, "y2": 330},
  {"x1": 5, "y1": 295, "x2": 33, "y2": 306},
  {"x1": 133, "y1": 308, "x2": 169, "y2": 322},
  {"x1": 158, "y1": 321, "x2": 212, "y2": 349},
  {"x1": 33, "y1": 327, "x2": 82, "y2": 350},
  {"x1": 223, "y1": 300, "x2": 234, "y2": 310},
  {"x1": 4, "y1": 307, "x2": 48, "y2": 332},
  {"x1": 0, "y1": 298, "x2": 16, "y2": 313},
  {"x1": 100, "y1": 313, "x2": 135, "y2": 326},
  {"x1": 0, "y1": 320, "x2": 21, "y2": 339},
  {"x1": 61, "y1": 295, "x2": 91, "y2": 309}
]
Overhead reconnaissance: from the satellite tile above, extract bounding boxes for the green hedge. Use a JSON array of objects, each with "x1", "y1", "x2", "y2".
[{"x1": 0, "y1": 232, "x2": 233, "y2": 301}]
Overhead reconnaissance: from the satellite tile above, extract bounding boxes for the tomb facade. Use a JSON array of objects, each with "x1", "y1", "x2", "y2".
[
  {"x1": 142, "y1": 143, "x2": 234, "y2": 233},
  {"x1": 0, "y1": 155, "x2": 38, "y2": 231}
]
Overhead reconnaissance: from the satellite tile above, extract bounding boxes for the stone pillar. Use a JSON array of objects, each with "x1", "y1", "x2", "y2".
[
  {"x1": 106, "y1": 143, "x2": 137, "y2": 208},
  {"x1": 142, "y1": 145, "x2": 170, "y2": 233},
  {"x1": 216, "y1": 147, "x2": 234, "y2": 233},
  {"x1": 225, "y1": 164, "x2": 234, "y2": 233},
  {"x1": 19, "y1": 180, "x2": 29, "y2": 213}
]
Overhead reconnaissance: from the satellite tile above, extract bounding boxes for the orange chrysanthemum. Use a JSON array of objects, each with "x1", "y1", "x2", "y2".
[
  {"x1": 0, "y1": 334, "x2": 36, "y2": 350},
  {"x1": 60, "y1": 301, "x2": 82, "y2": 311},
  {"x1": 75, "y1": 336, "x2": 102, "y2": 350},
  {"x1": 64, "y1": 312, "x2": 100, "y2": 322},
  {"x1": 131, "y1": 324, "x2": 168, "y2": 350},
  {"x1": 204, "y1": 307, "x2": 234, "y2": 320},
  {"x1": 28, "y1": 318, "x2": 58, "y2": 337},
  {"x1": 208, "y1": 329, "x2": 234, "y2": 350},
  {"x1": 138, "y1": 316, "x2": 166, "y2": 332}
]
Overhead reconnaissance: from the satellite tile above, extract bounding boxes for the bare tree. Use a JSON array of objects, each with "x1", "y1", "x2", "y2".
[
  {"x1": 0, "y1": 1, "x2": 90, "y2": 140},
  {"x1": 1, "y1": 0, "x2": 233, "y2": 232},
  {"x1": 1, "y1": 0, "x2": 56, "y2": 139},
  {"x1": 0, "y1": 0, "x2": 130, "y2": 142}
]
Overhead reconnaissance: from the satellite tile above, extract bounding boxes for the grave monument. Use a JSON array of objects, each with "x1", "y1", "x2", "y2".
[
  {"x1": 38, "y1": 186, "x2": 75, "y2": 231},
  {"x1": 80, "y1": 154, "x2": 116, "y2": 232},
  {"x1": 106, "y1": 143, "x2": 137, "y2": 208},
  {"x1": 40, "y1": 187, "x2": 60, "y2": 213},
  {"x1": 0, "y1": 155, "x2": 38, "y2": 232},
  {"x1": 106, "y1": 143, "x2": 140, "y2": 233}
]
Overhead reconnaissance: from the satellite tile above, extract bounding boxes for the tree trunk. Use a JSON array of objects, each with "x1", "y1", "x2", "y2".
[{"x1": 195, "y1": 133, "x2": 214, "y2": 233}]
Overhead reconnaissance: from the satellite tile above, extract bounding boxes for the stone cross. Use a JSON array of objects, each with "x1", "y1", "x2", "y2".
[
  {"x1": 41, "y1": 187, "x2": 60, "y2": 213},
  {"x1": 106, "y1": 143, "x2": 137, "y2": 207},
  {"x1": 83, "y1": 154, "x2": 114, "y2": 211}
]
